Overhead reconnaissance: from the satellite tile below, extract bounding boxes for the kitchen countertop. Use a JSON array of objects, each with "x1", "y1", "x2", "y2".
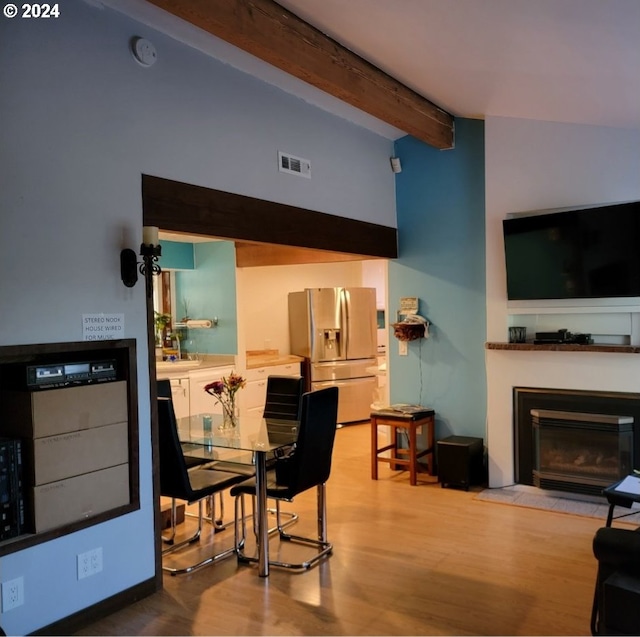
[
  {"x1": 156, "y1": 354, "x2": 235, "y2": 378},
  {"x1": 156, "y1": 351, "x2": 303, "y2": 378},
  {"x1": 246, "y1": 349, "x2": 304, "y2": 370}
]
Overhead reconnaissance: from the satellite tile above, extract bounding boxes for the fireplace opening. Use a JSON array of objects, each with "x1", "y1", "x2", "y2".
[
  {"x1": 532, "y1": 409, "x2": 633, "y2": 495},
  {"x1": 514, "y1": 387, "x2": 640, "y2": 496}
]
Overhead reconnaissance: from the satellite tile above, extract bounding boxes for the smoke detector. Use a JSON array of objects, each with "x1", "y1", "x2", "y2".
[
  {"x1": 131, "y1": 37, "x2": 157, "y2": 67},
  {"x1": 278, "y1": 151, "x2": 311, "y2": 178}
]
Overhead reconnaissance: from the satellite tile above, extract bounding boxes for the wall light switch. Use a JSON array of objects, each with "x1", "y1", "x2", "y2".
[{"x1": 399, "y1": 340, "x2": 408, "y2": 356}]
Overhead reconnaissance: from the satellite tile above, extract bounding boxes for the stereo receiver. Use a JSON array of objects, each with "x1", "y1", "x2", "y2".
[
  {"x1": 534, "y1": 329, "x2": 593, "y2": 345},
  {"x1": 25, "y1": 359, "x2": 117, "y2": 389}
]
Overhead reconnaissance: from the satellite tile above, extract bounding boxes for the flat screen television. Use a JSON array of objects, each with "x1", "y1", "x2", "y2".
[{"x1": 503, "y1": 201, "x2": 640, "y2": 301}]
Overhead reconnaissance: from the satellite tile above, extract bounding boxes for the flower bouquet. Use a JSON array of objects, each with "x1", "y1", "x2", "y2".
[{"x1": 204, "y1": 371, "x2": 246, "y2": 430}]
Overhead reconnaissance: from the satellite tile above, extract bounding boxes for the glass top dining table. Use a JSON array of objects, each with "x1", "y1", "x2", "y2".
[{"x1": 177, "y1": 412, "x2": 298, "y2": 577}]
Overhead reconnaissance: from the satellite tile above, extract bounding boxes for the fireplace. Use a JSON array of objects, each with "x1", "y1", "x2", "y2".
[
  {"x1": 514, "y1": 387, "x2": 640, "y2": 496},
  {"x1": 532, "y1": 409, "x2": 634, "y2": 495}
]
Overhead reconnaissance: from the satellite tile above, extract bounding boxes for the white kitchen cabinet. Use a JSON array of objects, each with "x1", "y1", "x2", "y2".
[
  {"x1": 169, "y1": 377, "x2": 190, "y2": 420},
  {"x1": 189, "y1": 366, "x2": 234, "y2": 416},
  {"x1": 241, "y1": 362, "x2": 301, "y2": 416}
]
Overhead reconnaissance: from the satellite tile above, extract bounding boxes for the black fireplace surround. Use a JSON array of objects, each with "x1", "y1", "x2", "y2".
[{"x1": 514, "y1": 387, "x2": 640, "y2": 493}]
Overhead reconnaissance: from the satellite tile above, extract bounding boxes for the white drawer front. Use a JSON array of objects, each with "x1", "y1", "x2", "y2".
[
  {"x1": 244, "y1": 366, "x2": 271, "y2": 383},
  {"x1": 270, "y1": 362, "x2": 301, "y2": 376},
  {"x1": 244, "y1": 362, "x2": 301, "y2": 382},
  {"x1": 243, "y1": 378, "x2": 268, "y2": 409}
]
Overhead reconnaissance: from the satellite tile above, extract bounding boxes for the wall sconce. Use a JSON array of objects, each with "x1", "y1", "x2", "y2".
[{"x1": 120, "y1": 226, "x2": 162, "y2": 298}]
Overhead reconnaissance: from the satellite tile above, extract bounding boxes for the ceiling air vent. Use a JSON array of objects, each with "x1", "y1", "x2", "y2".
[{"x1": 278, "y1": 151, "x2": 311, "y2": 178}]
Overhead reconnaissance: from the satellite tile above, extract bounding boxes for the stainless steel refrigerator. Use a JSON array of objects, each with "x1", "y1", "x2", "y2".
[{"x1": 288, "y1": 287, "x2": 378, "y2": 424}]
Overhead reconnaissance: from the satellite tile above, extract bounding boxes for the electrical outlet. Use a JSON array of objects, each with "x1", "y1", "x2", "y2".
[
  {"x1": 1, "y1": 576, "x2": 24, "y2": 612},
  {"x1": 90, "y1": 547, "x2": 103, "y2": 575},
  {"x1": 399, "y1": 340, "x2": 408, "y2": 356},
  {"x1": 77, "y1": 548, "x2": 103, "y2": 580}
]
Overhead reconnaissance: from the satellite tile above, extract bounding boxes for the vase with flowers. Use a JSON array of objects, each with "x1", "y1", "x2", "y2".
[{"x1": 204, "y1": 371, "x2": 246, "y2": 430}]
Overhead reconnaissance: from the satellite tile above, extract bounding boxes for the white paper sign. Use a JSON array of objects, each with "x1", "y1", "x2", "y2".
[
  {"x1": 399, "y1": 297, "x2": 418, "y2": 315},
  {"x1": 614, "y1": 475, "x2": 640, "y2": 496},
  {"x1": 82, "y1": 313, "x2": 125, "y2": 341}
]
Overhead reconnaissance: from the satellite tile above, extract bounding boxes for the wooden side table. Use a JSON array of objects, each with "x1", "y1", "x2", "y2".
[{"x1": 371, "y1": 408, "x2": 436, "y2": 486}]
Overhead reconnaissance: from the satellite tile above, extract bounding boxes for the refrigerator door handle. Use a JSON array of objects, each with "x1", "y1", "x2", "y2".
[
  {"x1": 309, "y1": 295, "x2": 316, "y2": 358},
  {"x1": 340, "y1": 288, "x2": 349, "y2": 356}
]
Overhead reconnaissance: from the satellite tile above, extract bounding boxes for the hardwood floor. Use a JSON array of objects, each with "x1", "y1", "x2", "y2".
[{"x1": 75, "y1": 423, "x2": 605, "y2": 636}]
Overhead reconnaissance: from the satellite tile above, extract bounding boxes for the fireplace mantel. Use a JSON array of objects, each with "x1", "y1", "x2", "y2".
[{"x1": 486, "y1": 343, "x2": 640, "y2": 354}]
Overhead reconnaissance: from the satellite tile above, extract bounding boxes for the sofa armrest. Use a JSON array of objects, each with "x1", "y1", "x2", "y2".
[{"x1": 593, "y1": 527, "x2": 640, "y2": 572}]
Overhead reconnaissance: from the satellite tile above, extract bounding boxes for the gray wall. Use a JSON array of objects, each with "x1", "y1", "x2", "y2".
[{"x1": 0, "y1": 1, "x2": 395, "y2": 632}]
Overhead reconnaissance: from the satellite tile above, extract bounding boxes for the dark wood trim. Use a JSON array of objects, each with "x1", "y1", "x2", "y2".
[
  {"x1": 142, "y1": 175, "x2": 398, "y2": 259},
  {"x1": 147, "y1": 292, "x2": 164, "y2": 589},
  {"x1": 30, "y1": 577, "x2": 158, "y2": 636},
  {"x1": 145, "y1": 0, "x2": 454, "y2": 149},
  {"x1": 486, "y1": 342, "x2": 640, "y2": 353}
]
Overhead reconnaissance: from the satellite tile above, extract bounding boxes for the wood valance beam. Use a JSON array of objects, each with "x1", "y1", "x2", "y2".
[
  {"x1": 146, "y1": 0, "x2": 455, "y2": 149},
  {"x1": 142, "y1": 175, "x2": 398, "y2": 259}
]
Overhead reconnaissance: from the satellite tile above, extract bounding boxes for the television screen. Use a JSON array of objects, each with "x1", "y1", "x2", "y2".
[{"x1": 503, "y1": 201, "x2": 640, "y2": 300}]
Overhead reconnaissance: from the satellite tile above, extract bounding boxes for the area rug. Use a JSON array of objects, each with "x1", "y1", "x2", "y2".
[{"x1": 475, "y1": 484, "x2": 640, "y2": 525}]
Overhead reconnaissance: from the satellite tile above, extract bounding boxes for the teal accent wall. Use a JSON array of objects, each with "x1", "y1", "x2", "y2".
[
  {"x1": 159, "y1": 241, "x2": 195, "y2": 270},
  {"x1": 389, "y1": 118, "x2": 486, "y2": 439},
  {"x1": 175, "y1": 241, "x2": 238, "y2": 355}
]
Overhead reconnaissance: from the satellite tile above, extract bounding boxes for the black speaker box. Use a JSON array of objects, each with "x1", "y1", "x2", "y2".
[{"x1": 437, "y1": 435, "x2": 484, "y2": 490}]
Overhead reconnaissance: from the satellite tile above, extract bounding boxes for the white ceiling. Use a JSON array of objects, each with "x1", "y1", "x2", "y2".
[
  {"x1": 275, "y1": 0, "x2": 640, "y2": 131},
  {"x1": 104, "y1": 0, "x2": 640, "y2": 135}
]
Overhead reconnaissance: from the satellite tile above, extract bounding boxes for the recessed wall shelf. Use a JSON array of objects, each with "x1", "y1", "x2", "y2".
[
  {"x1": 0, "y1": 339, "x2": 139, "y2": 557},
  {"x1": 486, "y1": 343, "x2": 640, "y2": 354}
]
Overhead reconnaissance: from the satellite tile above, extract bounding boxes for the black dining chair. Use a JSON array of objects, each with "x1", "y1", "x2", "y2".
[
  {"x1": 157, "y1": 379, "x2": 227, "y2": 530},
  {"x1": 157, "y1": 397, "x2": 246, "y2": 575},
  {"x1": 230, "y1": 386, "x2": 339, "y2": 571},
  {"x1": 211, "y1": 375, "x2": 304, "y2": 531},
  {"x1": 262, "y1": 375, "x2": 305, "y2": 420},
  {"x1": 157, "y1": 379, "x2": 213, "y2": 470}
]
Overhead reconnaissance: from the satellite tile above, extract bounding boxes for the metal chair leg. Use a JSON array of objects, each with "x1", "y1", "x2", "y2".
[
  {"x1": 234, "y1": 493, "x2": 247, "y2": 552},
  {"x1": 186, "y1": 492, "x2": 228, "y2": 530},
  {"x1": 234, "y1": 484, "x2": 332, "y2": 571},
  {"x1": 162, "y1": 500, "x2": 203, "y2": 554},
  {"x1": 317, "y1": 480, "x2": 327, "y2": 542},
  {"x1": 162, "y1": 496, "x2": 236, "y2": 576},
  {"x1": 246, "y1": 496, "x2": 298, "y2": 538},
  {"x1": 271, "y1": 500, "x2": 299, "y2": 534}
]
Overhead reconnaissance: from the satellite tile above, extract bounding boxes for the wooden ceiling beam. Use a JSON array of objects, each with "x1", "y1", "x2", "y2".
[{"x1": 145, "y1": 0, "x2": 455, "y2": 149}]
